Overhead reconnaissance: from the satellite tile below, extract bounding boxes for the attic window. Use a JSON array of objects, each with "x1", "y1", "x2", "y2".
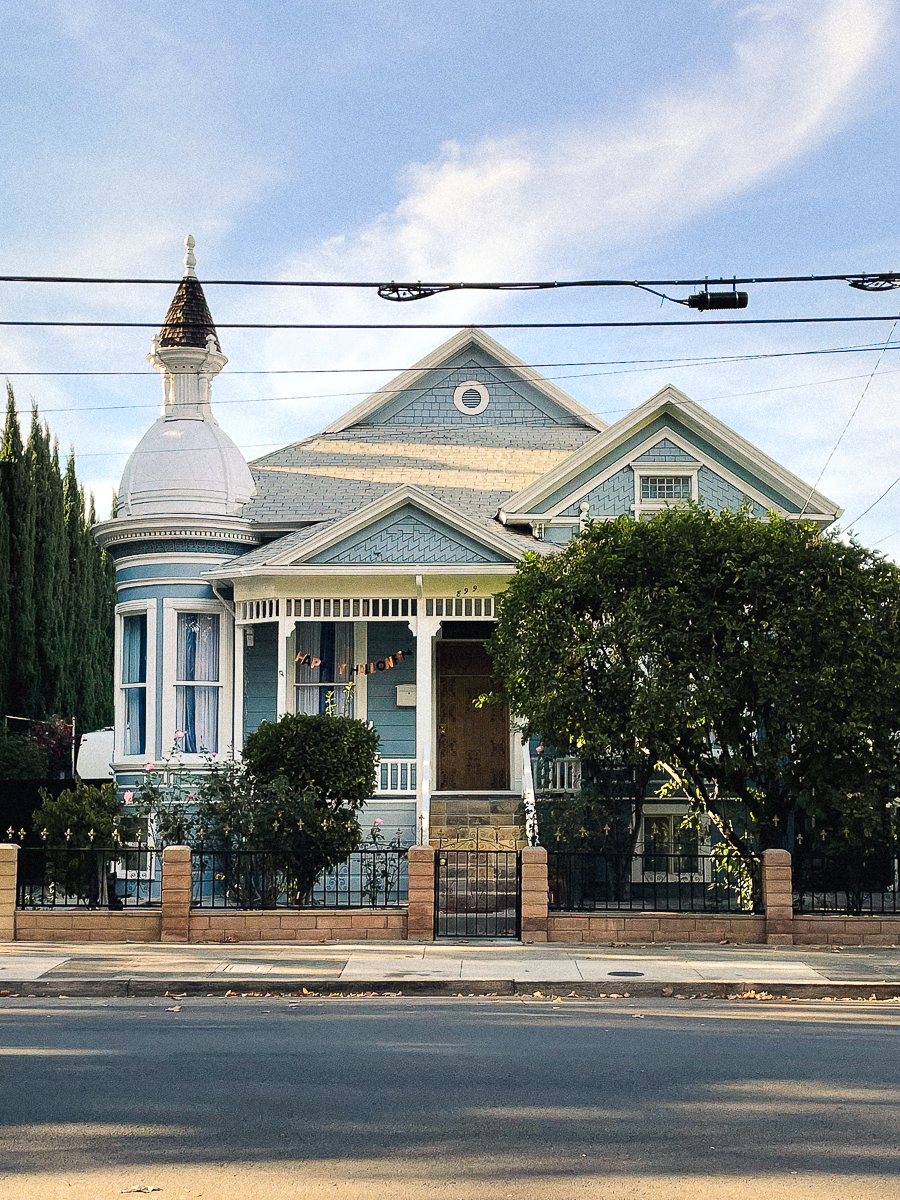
[
  {"x1": 641, "y1": 475, "x2": 692, "y2": 501},
  {"x1": 453, "y1": 380, "x2": 490, "y2": 415}
]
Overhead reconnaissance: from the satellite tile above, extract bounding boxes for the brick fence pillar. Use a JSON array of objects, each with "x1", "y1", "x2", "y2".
[
  {"x1": 0, "y1": 844, "x2": 18, "y2": 942},
  {"x1": 520, "y1": 846, "x2": 548, "y2": 943},
  {"x1": 161, "y1": 845, "x2": 192, "y2": 943},
  {"x1": 762, "y1": 848, "x2": 794, "y2": 945},
  {"x1": 406, "y1": 846, "x2": 436, "y2": 941}
]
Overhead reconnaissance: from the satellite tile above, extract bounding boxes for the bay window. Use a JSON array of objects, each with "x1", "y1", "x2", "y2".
[
  {"x1": 175, "y1": 612, "x2": 220, "y2": 753},
  {"x1": 122, "y1": 613, "x2": 147, "y2": 756}
]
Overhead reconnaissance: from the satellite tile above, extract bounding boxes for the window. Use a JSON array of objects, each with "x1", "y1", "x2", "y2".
[
  {"x1": 175, "y1": 613, "x2": 220, "y2": 753},
  {"x1": 122, "y1": 613, "x2": 147, "y2": 756},
  {"x1": 642, "y1": 815, "x2": 699, "y2": 874},
  {"x1": 295, "y1": 622, "x2": 354, "y2": 716},
  {"x1": 641, "y1": 475, "x2": 692, "y2": 501}
]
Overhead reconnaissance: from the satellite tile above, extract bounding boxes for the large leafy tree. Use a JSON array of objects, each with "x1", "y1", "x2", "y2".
[{"x1": 488, "y1": 506, "x2": 900, "y2": 859}]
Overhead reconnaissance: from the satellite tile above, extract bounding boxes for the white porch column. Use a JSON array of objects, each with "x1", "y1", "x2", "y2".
[
  {"x1": 415, "y1": 616, "x2": 441, "y2": 845},
  {"x1": 276, "y1": 614, "x2": 289, "y2": 719},
  {"x1": 233, "y1": 622, "x2": 245, "y2": 753}
]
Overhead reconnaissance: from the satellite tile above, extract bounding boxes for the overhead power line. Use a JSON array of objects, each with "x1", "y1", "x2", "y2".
[
  {"x1": 2, "y1": 338, "x2": 899, "y2": 376},
  {"x1": 0, "y1": 270, "x2": 898, "y2": 291},
  {"x1": 3, "y1": 316, "x2": 900, "y2": 330}
]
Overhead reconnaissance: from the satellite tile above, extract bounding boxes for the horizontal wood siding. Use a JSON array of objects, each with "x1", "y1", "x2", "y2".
[{"x1": 366, "y1": 622, "x2": 416, "y2": 758}]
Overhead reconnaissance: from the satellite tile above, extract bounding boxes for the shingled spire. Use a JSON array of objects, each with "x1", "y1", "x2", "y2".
[{"x1": 157, "y1": 234, "x2": 221, "y2": 350}]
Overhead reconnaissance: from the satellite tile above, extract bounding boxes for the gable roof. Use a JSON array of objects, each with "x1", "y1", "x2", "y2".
[
  {"x1": 210, "y1": 485, "x2": 552, "y2": 577},
  {"x1": 500, "y1": 384, "x2": 842, "y2": 523},
  {"x1": 321, "y1": 328, "x2": 607, "y2": 433}
]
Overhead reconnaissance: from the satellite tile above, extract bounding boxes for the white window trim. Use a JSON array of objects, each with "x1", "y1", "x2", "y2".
[
  {"x1": 115, "y1": 599, "x2": 157, "y2": 765},
  {"x1": 161, "y1": 598, "x2": 233, "y2": 762},
  {"x1": 287, "y1": 618, "x2": 364, "y2": 720},
  {"x1": 629, "y1": 461, "x2": 701, "y2": 518}
]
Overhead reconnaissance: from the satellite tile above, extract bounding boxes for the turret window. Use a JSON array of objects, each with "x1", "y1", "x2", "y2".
[
  {"x1": 175, "y1": 613, "x2": 220, "y2": 753},
  {"x1": 122, "y1": 614, "x2": 147, "y2": 756}
]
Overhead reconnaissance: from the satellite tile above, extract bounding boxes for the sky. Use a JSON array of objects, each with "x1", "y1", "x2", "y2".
[{"x1": 2, "y1": 0, "x2": 900, "y2": 548}]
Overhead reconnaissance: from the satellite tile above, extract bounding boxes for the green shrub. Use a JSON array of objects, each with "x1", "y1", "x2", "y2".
[
  {"x1": 32, "y1": 782, "x2": 126, "y2": 847},
  {"x1": 0, "y1": 733, "x2": 49, "y2": 780},
  {"x1": 243, "y1": 713, "x2": 379, "y2": 806}
]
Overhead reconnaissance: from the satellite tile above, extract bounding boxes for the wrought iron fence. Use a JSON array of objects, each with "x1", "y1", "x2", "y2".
[
  {"x1": 793, "y1": 847, "x2": 900, "y2": 915},
  {"x1": 547, "y1": 846, "x2": 760, "y2": 913},
  {"x1": 191, "y1": 847, "x2": 408, "y2": 909},
  {"x1": 16, "y1": 845, "x2": 161, "y2": 909}
]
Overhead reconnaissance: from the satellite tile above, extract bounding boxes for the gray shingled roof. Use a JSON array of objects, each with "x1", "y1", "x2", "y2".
[{"x1": 246, "y1": 424, "x2": 596, "y2": 525}]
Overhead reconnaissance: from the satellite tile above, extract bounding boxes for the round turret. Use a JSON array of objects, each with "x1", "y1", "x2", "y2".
[{"x1": 115, "y1": 235, "x2": 255, "y2": 519}]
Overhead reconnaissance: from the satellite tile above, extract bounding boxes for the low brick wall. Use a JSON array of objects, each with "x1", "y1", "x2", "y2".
[
  {"x1": 15, "y1": 910, "x2": 162, "y2": 942},
  {"x1": 188, "y1": 909, "x2": 407, "y2": 943},
  {"x1": 548, "y1": 912, "x2": 767, "y2": 944},
  {"x1": 793, "y1": 915, "x2": 900, "y2": 946}
]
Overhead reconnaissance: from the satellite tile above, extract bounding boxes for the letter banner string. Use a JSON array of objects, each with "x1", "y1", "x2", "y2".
[{"x1": 295, "y1": 648, "x2": 414, "y2": 675}]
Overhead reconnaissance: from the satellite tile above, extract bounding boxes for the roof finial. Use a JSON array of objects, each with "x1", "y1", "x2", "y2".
[{"x1": 183, "y1": 234, "x2": 197, "y2": 278}]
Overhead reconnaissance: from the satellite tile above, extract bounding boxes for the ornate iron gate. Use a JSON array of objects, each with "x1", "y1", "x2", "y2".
[{"x1": 434, "y1": 849, "x2": 521, "y2": 938}]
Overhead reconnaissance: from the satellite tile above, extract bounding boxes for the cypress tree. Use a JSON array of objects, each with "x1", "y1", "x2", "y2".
[
  {"x1": 0, "y1": 386, "x2": 37, "y2": 719},
  {"x1": 28, "y1": 412, "x2": 67, "y2": 719},
  {"x1": 0, "y1": 488, "x2": 9, "y2": 718}
]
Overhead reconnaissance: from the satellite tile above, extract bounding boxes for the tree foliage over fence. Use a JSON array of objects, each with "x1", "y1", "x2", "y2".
[
  {"x1": 0, "y1": 384, "x2": 115, "y2": 735},
  {"x1": 488, "y1": 505, "x2": 900, "y2": 860}
]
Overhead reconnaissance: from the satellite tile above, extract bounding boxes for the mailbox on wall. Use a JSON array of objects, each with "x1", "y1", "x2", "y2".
[{"x1": 396, "y1": 685, "x2": 417, "y2": 706}]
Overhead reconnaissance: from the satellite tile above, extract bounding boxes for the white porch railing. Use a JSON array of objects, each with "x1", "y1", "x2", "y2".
[
  {"x1": 534, "y1": 755, "x2": 582, "y2": 793},
  {"x1": 375, "y1": 758, "x2": 417, "y2": 794}
]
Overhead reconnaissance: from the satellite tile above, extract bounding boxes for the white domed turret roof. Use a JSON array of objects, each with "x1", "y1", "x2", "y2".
[
  {"x1": 115, "y1": 236, "x2": 256, "y2": 520},
  {"x1": 117, "y1": 414, "x2": 255, "y2": 518}
]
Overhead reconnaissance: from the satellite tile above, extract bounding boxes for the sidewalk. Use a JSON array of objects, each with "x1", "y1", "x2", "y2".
[{"x1": 2, "y1": 939, "x2": 900, "y2": 998}]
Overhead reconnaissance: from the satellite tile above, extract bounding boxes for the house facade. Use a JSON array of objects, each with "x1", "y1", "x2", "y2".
[{"x1": 93, "y1": 245, "x2": 842, "y2": 849}]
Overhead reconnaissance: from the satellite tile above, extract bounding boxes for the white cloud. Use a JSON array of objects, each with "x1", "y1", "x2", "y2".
[
  {"x1": 234, "y1": 0, "x2": 890, "y2": 451},
  {"x1": 276, "y1": 0, "x2": 888, "y2": 285}
]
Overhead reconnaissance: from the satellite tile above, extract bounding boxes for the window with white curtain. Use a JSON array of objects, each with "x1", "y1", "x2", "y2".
[
  {"x1": 294, "y1": 622, "x2": 354, "y2": 716},
  {"x1": 122, "y1": 613, "x2": 147, "y2": 756},
  {"x1": 175, "y1": 613, "x2": 220, "y2": 753}
]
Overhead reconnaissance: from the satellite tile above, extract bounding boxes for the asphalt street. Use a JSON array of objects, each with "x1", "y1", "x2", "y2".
[{"x1": 1, "y1": 995, "x2": 899, "y2": 1199}]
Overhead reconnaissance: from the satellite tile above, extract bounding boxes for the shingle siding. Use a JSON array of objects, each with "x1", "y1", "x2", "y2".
[
  {"x1": 632, "y1": 438, "x2": 698, "y2": 463},
  {"x1": 560, "y1": 466, "x2": 634, "y2": 517},
  {"x1": 697, "y1": 466, "x2": 767, "y2": 516}
]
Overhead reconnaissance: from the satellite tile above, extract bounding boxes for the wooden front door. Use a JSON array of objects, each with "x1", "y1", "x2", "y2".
[{"x1": 436, "y1": 641, "x2": 509, "y2": 791}]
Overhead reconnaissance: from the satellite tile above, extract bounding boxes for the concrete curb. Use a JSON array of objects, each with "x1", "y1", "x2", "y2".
[{"x1": 3, "y1": 978, "x2": 900, "y2": 999}]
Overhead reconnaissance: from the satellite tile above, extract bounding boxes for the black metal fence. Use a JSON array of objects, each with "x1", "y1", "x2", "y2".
[
  {"x1": 793, "y1": 847, "x2": 900, "y2": 915},
  {"x1": 434, "y1": 849, "x2": 521, "y2": 938},
  {"x1": 547, "y1": 847, "x2": 760, "y2": 913},
  {"x1": 16, "y1": 845, "x2": 161, "y2": 909},
  {"x1": 191, "y1": 847, "x2": 408, "y2": 909}
]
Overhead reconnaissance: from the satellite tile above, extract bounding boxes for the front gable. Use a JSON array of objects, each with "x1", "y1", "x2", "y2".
[
  {"x1": 501, "y1": 386, "x2": 841, "y2": 527},
  {"x1": 324, "y1": 328, "x2": 605, "y2": 433},
  {"x1": 308, "y1": 503, "x2": 508, "y2": 565}
]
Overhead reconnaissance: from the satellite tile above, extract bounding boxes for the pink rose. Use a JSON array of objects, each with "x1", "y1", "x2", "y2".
[
  {"x1": 373, "y1": 818, "x2": 383, "y2": 826},
  {"x1": 123, "y1": 791, "x2": 134, "y2": 802}
]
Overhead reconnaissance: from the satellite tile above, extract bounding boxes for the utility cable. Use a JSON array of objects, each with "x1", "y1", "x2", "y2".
[
  {"x1": 3, "y1": 316, "x2": 900, "y2": 330},
  {"x1": 803, "y1": 315, "x2": 900, "y2": 517},
  {"x1": 0, "y1": 270, "x2": 898, "y2": 290},
  {"x1": 2, "y1": 339, "x2": 899, "y2": 376}
]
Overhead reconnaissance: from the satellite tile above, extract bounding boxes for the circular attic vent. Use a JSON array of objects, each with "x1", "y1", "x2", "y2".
[{"x1": 453, "y1": 380, "x2": 490, "y2": 415}]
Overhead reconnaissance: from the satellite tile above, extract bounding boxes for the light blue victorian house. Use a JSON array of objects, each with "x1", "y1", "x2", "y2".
[{"x1": 93, "y1": 245, "x2": 841, "y2": 850}]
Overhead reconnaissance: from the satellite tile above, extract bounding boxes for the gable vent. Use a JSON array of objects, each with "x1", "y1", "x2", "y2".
[{"x1": 453, "y1": 380, "x2": 490, "y2": 415}]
